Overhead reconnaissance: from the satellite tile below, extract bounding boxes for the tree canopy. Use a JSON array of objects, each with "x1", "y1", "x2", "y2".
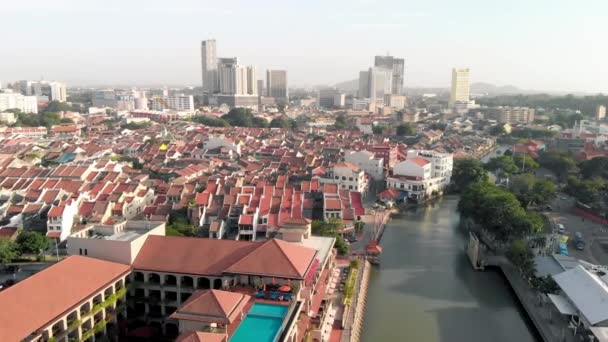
[
  {"x1": 458, "y1": 182, "x2": 542, "y2": 242},
  {"x1": 395, "y1": 123, "x2": 416, "y2": 136},
  {"x1": 220, "y1": 108, "x2": 268, "y2": 128},
  {"x1": 16, "y1": 231, "x2": 50, "y2": 254},
  {"x1": 0, "y1": 239, "x2": 19, "y2": 264},
  {"x1": 507, "y1": 239, "x2": 536, "y2": 277},
  {"x1": 312, "y1": 218, "x2": 349, "y2": 255},
  {"x1": 13, "y1": 112, "x2": 74, "y2": 128},
  {"x1": 334, "y1": 114, "x2": 346, "y2": 130},
  {"x1": 192, "y1": 115, "x2": 230, "y2": 127},
  {"x1": 537, "y1": 151, "x2": 576, "y2": 181},
  {"x1": 451, "y1": 158, "x2": 489, "y2": 192},
  {"x1": 485, "y1": 155, "x2": 519, "y2": 176},
  {"x1": 564, "y1": 176, "x2": 606, "y2": 205},
  {"x1": 513, "y1": 154, "x2": 540, "y2": 170},
  {"x1": 580, "y1": 156, "x2": 608, "y2": 179},
  {"x1": 269, "y1": 116, "x2": 296, "y2": 129},
  {"x1": 508, "y1": 173, "x2": 556, "y2": 209}
]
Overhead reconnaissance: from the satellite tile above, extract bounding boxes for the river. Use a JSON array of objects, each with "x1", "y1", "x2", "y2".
[{"x1": 361, "y1": 196, "x2": 538, "y2": 342}]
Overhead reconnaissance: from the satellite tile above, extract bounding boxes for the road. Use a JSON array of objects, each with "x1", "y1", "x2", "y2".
[{"x1": 544, "y1": 193, "x2": 608, "y2": 265}]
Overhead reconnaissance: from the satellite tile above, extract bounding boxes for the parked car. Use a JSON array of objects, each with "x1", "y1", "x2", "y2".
[
  {"x1": 557, "y1": 224, "x2": 566, "y2": 234},
  {"x1": 575, "y1": 232, "x2": 586, "y2": 251},
  {"x1": 545, "y1": 205, "x2": 553, "y2": 211}
]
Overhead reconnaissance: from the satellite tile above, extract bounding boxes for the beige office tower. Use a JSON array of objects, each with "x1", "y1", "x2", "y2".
[
  {"x1": 596, "y1": 105, "x2": 606, "y2": 120},
  {"x1": 449, "y1": 68, "x2": 470, "y2": 106}
]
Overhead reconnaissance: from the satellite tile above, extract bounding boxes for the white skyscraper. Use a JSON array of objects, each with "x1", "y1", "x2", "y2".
[
  {"x1": 0, "y1": 90, "x2": 38, "y2": 113},
  {"x1": 201, "y1": 40, "x2": 218, "y2": 93},
  {"x1": 449, "y1": 68, "x2": 470, "y2": 106},
  {"x1": 374, "y1": 55, "x2": 405, "y2": 95}
]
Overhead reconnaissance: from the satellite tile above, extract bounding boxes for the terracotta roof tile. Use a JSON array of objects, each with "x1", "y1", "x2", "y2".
[{"x1": 0, "y1": 256, "x2": 130, "y2": 342}]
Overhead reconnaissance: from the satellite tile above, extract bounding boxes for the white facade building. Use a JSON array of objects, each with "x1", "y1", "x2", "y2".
[
  {"x1": 203, "y1": 135, "x2": 242, "y2": 156},
  {"x1": 151, "y1": 94, "x2": 195, "y2": 112},
  {"x1": 344, "y1": 150, "x2": 384, "y2": 180},
  {"x1": 387, "y1": 150, "x2": 453, "y2": 200},
  {"x1": 0, "y1": 91, "x2": 38, "y2": 113},
  {"x1": 316, "y1": 163, "x2": 368, "y2": 194}
]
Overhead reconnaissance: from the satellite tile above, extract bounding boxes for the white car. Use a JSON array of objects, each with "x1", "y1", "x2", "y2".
[{"x1": 557, "y1": 224, "x2": 566, "y2": 234}]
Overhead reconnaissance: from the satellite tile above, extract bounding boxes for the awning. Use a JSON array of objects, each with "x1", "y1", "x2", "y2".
[
  {"x1": 305, "y1": 258, "x2": 320, "y2": 285},
  {"x1": 548, "y1": 294, "x2": 577, "y2": 315},
  {"x1": 591, "y1": 327, "x2": 608, "y2": 342}
]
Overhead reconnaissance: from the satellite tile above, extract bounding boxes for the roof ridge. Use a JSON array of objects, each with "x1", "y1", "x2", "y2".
[
  {"x1": 209, "y1": 290, "x2": 229, "y2": 316},
  {"x1": 271, "y1": 239, "x2": 301, "y2": 277}
]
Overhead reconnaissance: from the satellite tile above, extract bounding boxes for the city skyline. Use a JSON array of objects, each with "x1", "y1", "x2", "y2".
[{"x1": 2, "y1": 0, "x2": 608, "y2": 93}]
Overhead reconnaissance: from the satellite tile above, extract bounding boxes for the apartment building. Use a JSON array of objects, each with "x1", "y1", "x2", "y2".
[
  {"x1": 344, "y1": 150, "x2": 384, "y2": 181},
  {"x1": 486, "y1": 106, "x2": 536, "y2": 124},
  {"x1": 387, "y1": 150, "x2": 453, "y2": 200},
  {"x1": 0, "y1": 90, "x2": 38, "y2": 113},
  {"x1": 316, "y1": 163, "x2": 368, "y2": 195},
  {"x1": 0, "y1": 256, "x2": 130, "y2": 342}
]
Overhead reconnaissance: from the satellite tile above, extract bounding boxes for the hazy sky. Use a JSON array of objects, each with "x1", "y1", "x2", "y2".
[{"x1": 2, "y1": 0, "x2": 607, "y2": 93}]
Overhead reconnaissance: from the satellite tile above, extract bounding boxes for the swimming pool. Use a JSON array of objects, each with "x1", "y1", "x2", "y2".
[{"x1": 230, "y1": 303, "x2": 289, "y2": 342}]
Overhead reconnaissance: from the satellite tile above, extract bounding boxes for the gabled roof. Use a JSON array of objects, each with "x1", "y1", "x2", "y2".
[
  {"x1": 408, "y1": 156, "x2": 430, "y2": 167},
  {"x1": 553, "y1": 265, "x2": 608, "y2": 325},
  {"x1": 225, "y1": 239, "x2": 316, "y2": 279},
  {"x1": 0, "y1": 256, "x2": 130, "y2": 342},
  {"x1": 176, "y1": 332, "x2": 226, "y2": 342},
  {"x1": 170, "y1": 289, "x2": 250, "y2": 324},
  {"x1": 133, "y1": 236, "x2": 316, "y2": 279}
]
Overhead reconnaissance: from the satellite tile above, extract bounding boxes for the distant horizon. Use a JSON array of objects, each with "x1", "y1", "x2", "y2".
[{"x1": 2, "y1": 1, "x2": 607, "y2": 94}]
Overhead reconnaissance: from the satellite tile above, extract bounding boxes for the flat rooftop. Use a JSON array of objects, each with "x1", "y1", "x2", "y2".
[
  {"x1": 101, "y1": 230, "x2": 145, "y2": 242},
  {"x1": 296, "y1": 236, "x2": 335, "y2": 266}
]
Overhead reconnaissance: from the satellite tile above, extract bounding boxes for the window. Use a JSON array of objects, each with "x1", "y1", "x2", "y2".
[
  {"x1": 84, "y1": 249, "x2": 88, "y2": 256},
  {"x1": 349, "y1": 177, "x2": 353, "y2": 181},
  {"x1": 79, "y1": 248, "x2": 82, "y2": 255},
  {"x1": 342, "y1": 176, "x2": 346, "y2": 180}
]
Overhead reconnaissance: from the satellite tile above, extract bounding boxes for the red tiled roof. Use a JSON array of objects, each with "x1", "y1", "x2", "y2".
[
  {"x1": 134, "y1": 236, "x2": 316, "y2": 279},
  {"x1": 325, "y1": 199, "x2": 341, "y2": 210},
  {"x1": 409, "y1": 156, "x2": 430, "y2": 166},
  {"x1": 47, "y1": 205, "x2": 65, "y2": 218},
  {"x1": 225, "y1": 239, "x2": 316, "y2": 279},
  {"x1": 176, "y1": 331, "x2": 226, "y2": 342},
  {"x1": 0, "y1": 256, "x2": 130, "y2": 342},
  {"x1": 170, "y1": 289, "x2": 250, "y2": 324}
]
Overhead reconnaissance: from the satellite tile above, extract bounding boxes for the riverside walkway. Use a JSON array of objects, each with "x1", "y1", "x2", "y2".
[{"x1": 485, "y1": 256, "x2": 577, "y2": 342}]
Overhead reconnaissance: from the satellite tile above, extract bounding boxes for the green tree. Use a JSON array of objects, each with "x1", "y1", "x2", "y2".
[
  {"x1": 564, "y1": 176, "x2": 605, "y2": 204},
  {"x1": 221, "y1": 108, "x2": 254, "y2": 127},
  {"x1": 270, "y1": 117, "x2": 289, "y2": 128},
  {"x1": 451, "y1": 158, "x2": 489, "y2": 192},
  {"x1": 513, "y1": 155, "x2": 540, "y2": 170},
  {"x1": 485, "y1": 155, "x2": 519, "y2": 176},
  {"x1": 311, "y1": 219, "x2": 349, "y2": 255},
  {"x1": 395, "y1": 123, "x2": 416, "y2": 136},
  {"x1": 537, "y1": 151, "x2": 576, "y2": 181},
  {"x1": 334, "y1": 114, "x2": 346, "y2": 130},
  {"x1": 334, "y1": 236, "x2": 350, "y2": 255},
  {"x1": 41, "y1": 101, "x2": 72, "y2": 114},
  {"x1": 509, "y1": 173, "x2": 556, "y2": 208},
  {"x1": 16, "y1": 231, "x2": 50, "y2": 254},
  {"x1": 252, "y1": 117, "x2": 269, "y2": 128},
  {"x1": 192, "y1": 115, "x2": 230, "y2": 127},
  {"x1": 507, "y1": 239, "x2": 536, "y2": 277},
  {"x1": 580, "y1": 156, "x2": 608, "y2": 179},
  {"x1": 0, "y1": 239, "x2": 19, "y2": 264},
  {"x1": 489, "y1": 125, "x2": 507, "y2": 136},
  {"x1": 372, "y1": 126, "x2": 384, "y2": 135},
  {"x1": 458, "y1": 182, "x2": 533, "y2": 242}
]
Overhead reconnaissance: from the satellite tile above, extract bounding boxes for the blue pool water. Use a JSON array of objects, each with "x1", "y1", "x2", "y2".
[{"x1": 230, "y1": 303, "x2": 288, "y2": 342}]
